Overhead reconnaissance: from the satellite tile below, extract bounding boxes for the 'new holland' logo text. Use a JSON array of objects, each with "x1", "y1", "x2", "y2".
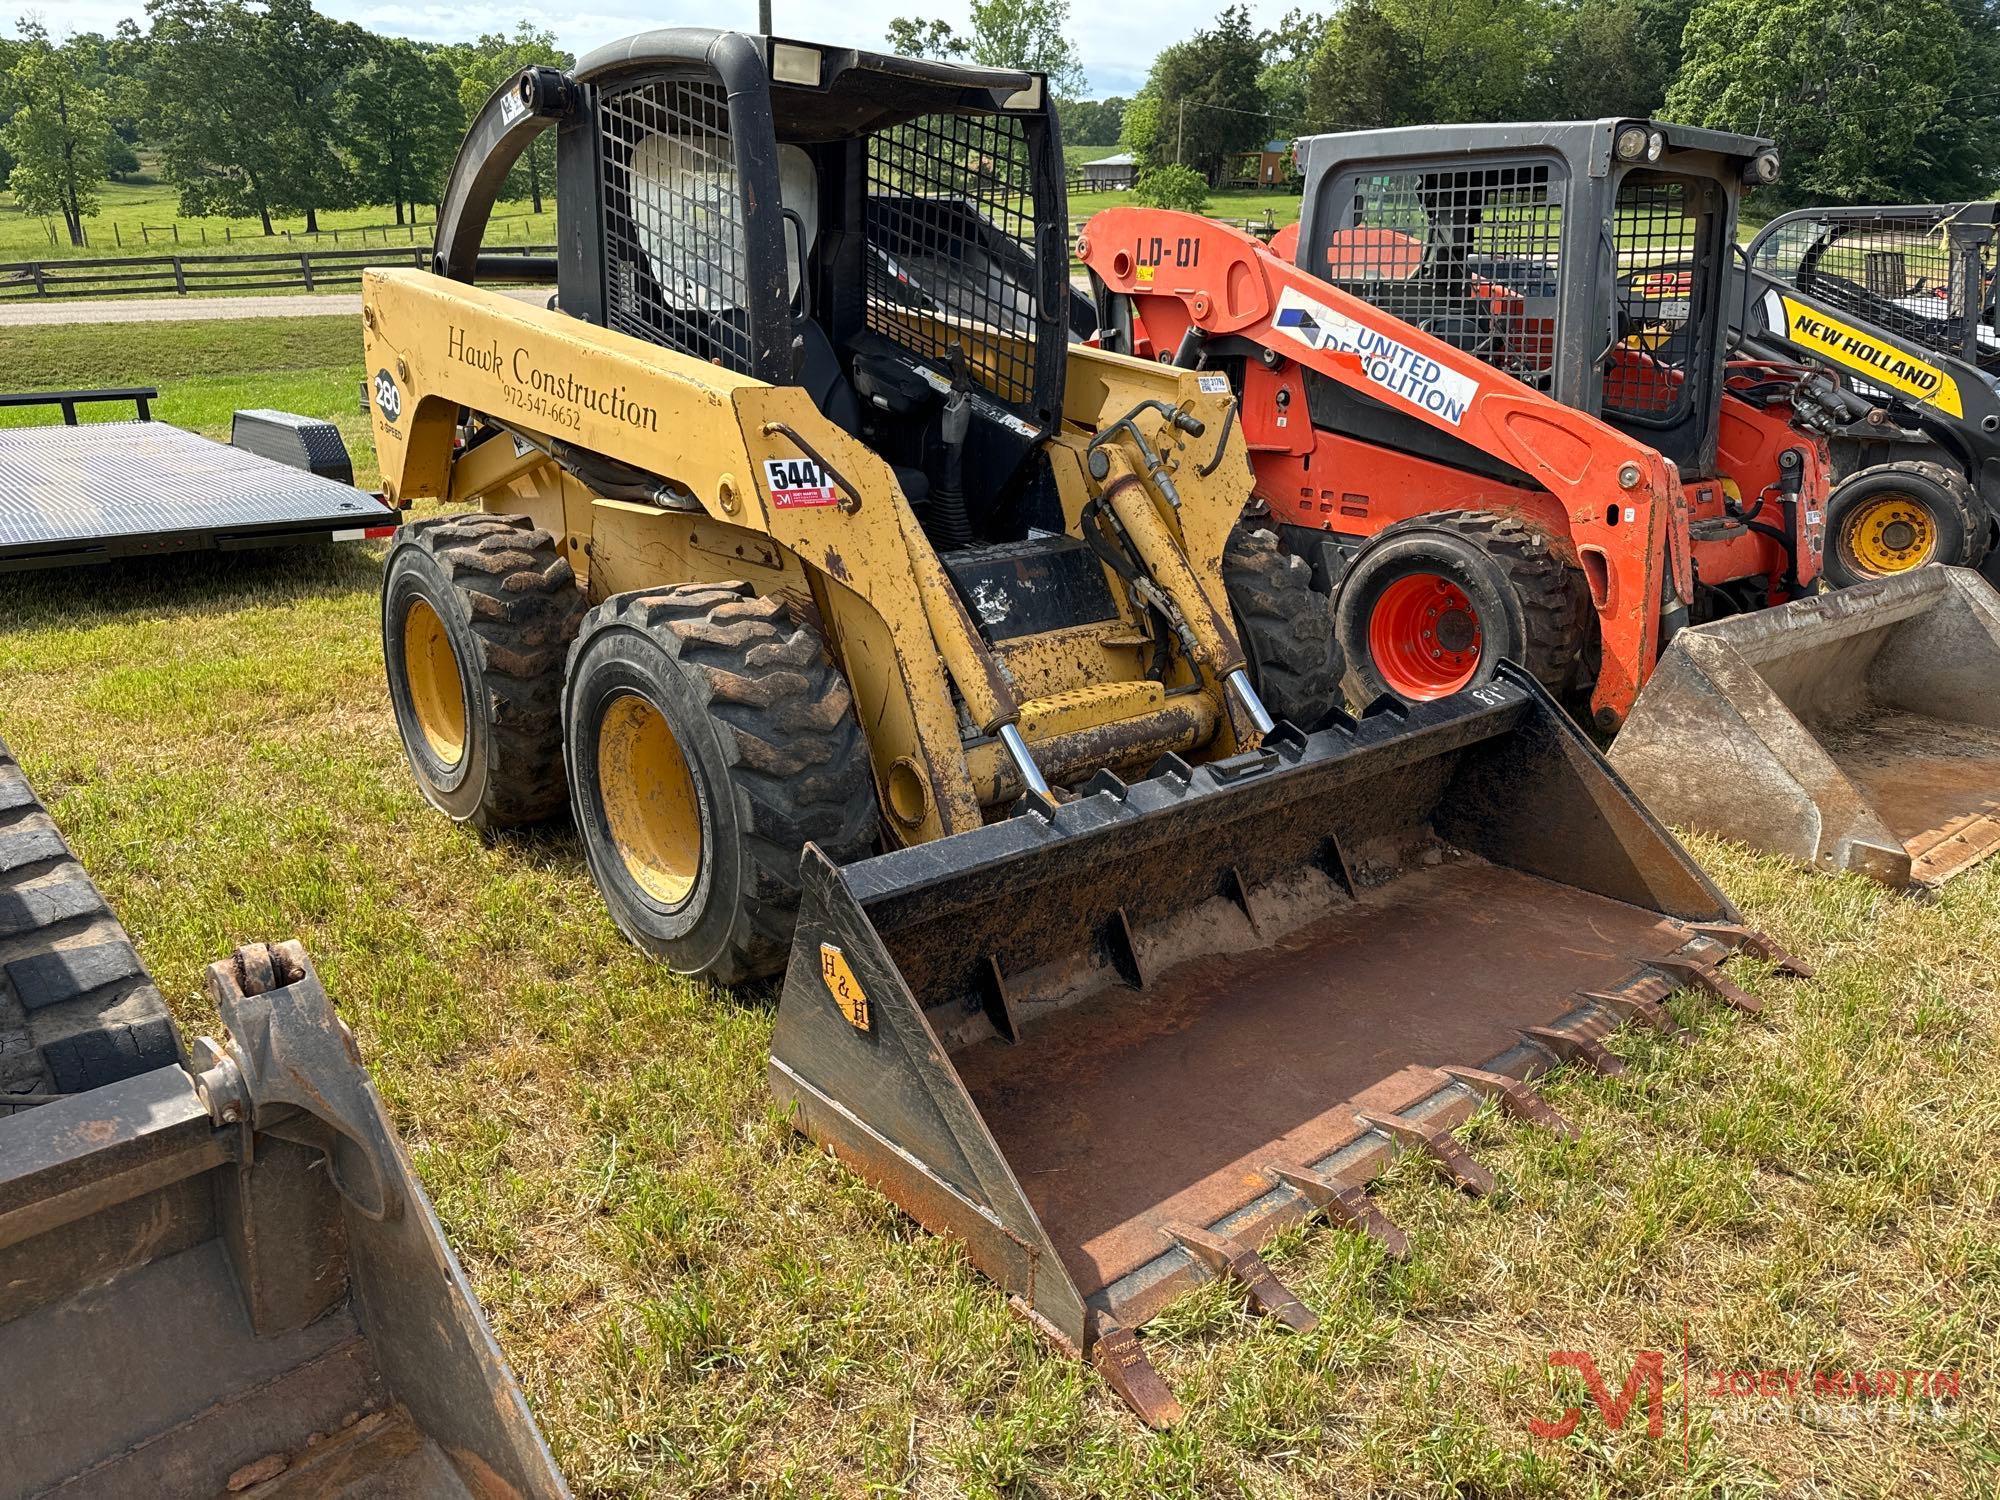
[{"x1": 1774, "y1": 293, "x2": 1964, "y2": 417}]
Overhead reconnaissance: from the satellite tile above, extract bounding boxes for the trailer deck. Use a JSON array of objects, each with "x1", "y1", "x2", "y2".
[{"x1": 0, "y1": 395, "x2": 394, "y2": 572}]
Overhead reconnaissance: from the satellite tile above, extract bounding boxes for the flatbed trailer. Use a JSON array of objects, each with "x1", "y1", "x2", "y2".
[{"x1": 0, "y1": 389, "x2": 395, "y2": 573}]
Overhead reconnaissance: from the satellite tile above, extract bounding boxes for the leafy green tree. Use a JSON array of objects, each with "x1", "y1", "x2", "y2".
[
  {"x1": 1134, "y1": 162, "x2": 1208, "y2": 211},
  {"x1": 1119, "y1": 87, "x2": 1161, "y2": 156},
  {"x1": 1539, "y1": 0, "x2": 1689, "y2": 118},
  {"x1": 884, "y1": 17, "x2": 968, "y2": 57},
  {"x1": 1257, "y1": 8, "x2": 1324, "y2": 132},
  {"x1": 1378, "y1": 0, "x2": 1555, "y2": 121},
  {"x1": 105, "y1": 134, "x2": 140, "y2": 178},
  {"x1": 967, "y1": 0, "x2": 1086, "y2": 96},
  {"x1": 258, "y1": 0, "x2": 366, "y2": 230},
  {"x1": 1123, "y1": 6, "x2": 1269, "y2": 183},
  {"x1": 341, "y1": 38, "x2": 463, "y2": 225},
  {"x1": 147, "y1": 0, "x2": 365, "y2": 234},
  {"x1": 1302, "y1": 0, "x2": 1421, "y2": 132},
  {"x1": 1060, "y1": 96, "x2": 1125, "y2": 146},
  {"x1": 1668, "y1": 0, "x2": 1966, "y2": 203},
  {"x1": 3, "y1": 23, "x2": 110, "y2": 247},
  {"x1": 445, "y1": 25, "x2": 571, "y2": 214},
  {"x1": 148, "y1": 0, "x2": 283, "y2": 231},
  {"x1": 61, "y1": 22, "x2": 151, "y2": 152}
]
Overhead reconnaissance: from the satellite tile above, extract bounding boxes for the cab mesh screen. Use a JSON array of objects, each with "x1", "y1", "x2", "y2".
[
  {"x1": 1320, "y1": 163, "x2": 1562, "y2": 388},
  {"x1": 865, "y1": 112, "x2": 1039, "y2": 408},
  {"x1": 1604, "y1": 176, "x2": 1699, "y2": 421},
  {"x1": 1755, "y1": 208, "x2": 1996, "y2": 370},
  {"x1": 598, "y1": 75, "x2": 754, "y2": 374}
]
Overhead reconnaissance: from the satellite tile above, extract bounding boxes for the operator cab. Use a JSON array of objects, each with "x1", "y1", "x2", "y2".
[
  {"x1": 539, "y1": 30, "x2": 1078, "y2": 549},
  {"x1": 1749, "y1": 202, "x2": 2000, "y2": 374},
  {"x1": 1295, "y1": 119, "x2": 1780, "y2": 480}
]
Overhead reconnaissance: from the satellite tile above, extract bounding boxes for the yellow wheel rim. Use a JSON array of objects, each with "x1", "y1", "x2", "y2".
[
  {"x1": 597, "y1": 692, "x2": 703, "y2": 907},
  {"x1": 403, "y1": 598, "x2": 467, "y2": 764},
  {"x1": 1839, "y1": 494, "x2": 1937, "y2": 577}
]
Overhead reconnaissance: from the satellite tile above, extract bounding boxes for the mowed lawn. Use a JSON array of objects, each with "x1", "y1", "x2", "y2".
[
  {"x1": 0, "y1": 321, "x2": 1996, "y2": 1497},
  {"x1": 0, "y1": 174, "x2": 556, "y2": 259}
]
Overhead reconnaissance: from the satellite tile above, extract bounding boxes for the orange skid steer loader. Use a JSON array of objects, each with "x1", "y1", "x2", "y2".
[
  {"x1": 1085, "y1": 120, "x2": 2000, "y2": 887},
  {"x1": 1084, "y1": 121, "x2": 1834, "y2": 734},
  {"x1": 369, "y1": 37, "x2": 1792, "y2": 1421}
]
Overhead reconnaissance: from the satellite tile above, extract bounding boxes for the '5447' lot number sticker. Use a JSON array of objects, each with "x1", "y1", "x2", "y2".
[{"x1": 765, "y1": 457, "x2": 842, "y2": 509}]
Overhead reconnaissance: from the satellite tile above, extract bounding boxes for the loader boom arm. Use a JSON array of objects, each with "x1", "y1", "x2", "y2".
[{"x1": 1081, "y1": 208, "x2": 1694, "y2": 723}]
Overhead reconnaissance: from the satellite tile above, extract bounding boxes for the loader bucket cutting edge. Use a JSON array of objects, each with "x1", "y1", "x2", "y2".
[
  {"x1": 771, "y1": 667, "x2": 1782, "y2": 1422},
  {"x1": 1611, "y1": 566, "x2": 2000, "y2": 888}
]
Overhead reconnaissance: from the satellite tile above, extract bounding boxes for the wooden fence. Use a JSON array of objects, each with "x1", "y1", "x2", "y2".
[{"x1": 0, "y1": 244, "x2": 556, "y2": 301}]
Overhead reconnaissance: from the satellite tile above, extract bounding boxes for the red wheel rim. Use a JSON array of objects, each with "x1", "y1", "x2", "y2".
[{"x1": 1367, "y1": 573, "x2": 1483, "y2": 697}]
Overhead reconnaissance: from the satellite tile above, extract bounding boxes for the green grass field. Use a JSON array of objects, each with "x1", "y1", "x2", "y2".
[
  {"x1": 0, "y1": 318, "x2": 1994, "y2": 1497},
  {"x1": 0, "y1": 175, "x2": 556, "y2": 261}
]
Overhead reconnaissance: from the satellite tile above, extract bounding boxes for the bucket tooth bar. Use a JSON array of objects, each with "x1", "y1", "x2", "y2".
[
  {"x1": 1439, "y1": 1065, "x2": 1580, "y2": 1140},
  {"x1": 1644, "y1": 948, "x2": 1763, "y2": 1014},
  {"x1": 1267, "y1": 1164, "x2": 1412, "y2": 1262},
  {"x1": 1689, "y1": 921, "x2": 1811, "y2": 978},
  {"x1": 1523, "y1": 1023, "x2": 1628, "y2": 1077},
  {"x1": 1354, "y1": 1108, "x2": 1499, "y2": 1197},
  {"x1": 1089, "y1": 1316, "x2": 1183, "y2": 1430},
  {"x1": 1168, "y1": 1222, "x2": 1319, "y2": 1333},
  {"x1": 1578, "y1": 985, "x2": 1687, "y2": 1040}
]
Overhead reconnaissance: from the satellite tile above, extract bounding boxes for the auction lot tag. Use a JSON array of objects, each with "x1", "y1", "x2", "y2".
[{"x1": 765, "y1": 457, "x2": 842, "y2": 509}]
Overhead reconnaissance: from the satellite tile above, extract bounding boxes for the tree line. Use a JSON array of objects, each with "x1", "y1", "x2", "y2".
[
  {"x1": 897, "y1": 0, "x2": 2000, "y2": 207},
  {"x1": 1, "y1": 3, "x2": 566, "y2": 248},
  {"x1": 10, "y1": 0, "x2": 2000, "y2": 252}
]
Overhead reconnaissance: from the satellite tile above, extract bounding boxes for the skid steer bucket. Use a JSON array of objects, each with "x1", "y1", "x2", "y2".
[
  {"x1": 0, "y1": 942, "x2": 567, "y2": 1499},
  {"x1": 772, "y1": 669, "x2": 1789, "y2": 1424},
  {"x1": 1611, "y1": 566, "x2": 2000, "y2": 888}
]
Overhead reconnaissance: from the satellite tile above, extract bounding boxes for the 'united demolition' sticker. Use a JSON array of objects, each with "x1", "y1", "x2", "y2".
[{"x1": 1270, "y1": 286, "x2": 1479, "y2": 425}]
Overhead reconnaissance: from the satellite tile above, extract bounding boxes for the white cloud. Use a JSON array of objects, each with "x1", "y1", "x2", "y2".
[{"x1": 17, "y1": 0, "x2": 1299, "y2": 98}]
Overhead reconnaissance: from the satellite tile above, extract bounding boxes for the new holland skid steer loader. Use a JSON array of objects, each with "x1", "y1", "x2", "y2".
[
  {"x1": 1086, "y1": 120, "x2": 1838, "y2": 733},
  {"x1": 0, "y1": 737, "x2": 566, "y2": 1497},
  {"x1": 1736, "y1": 201, "x2": 2000, "y2": 584},
  {"x1": 1085, "y1": 122, "x2": 2000, "y2": 888},
  {"x1": 368, "y1": 34, "x2": 1789, "y2": 1420}
]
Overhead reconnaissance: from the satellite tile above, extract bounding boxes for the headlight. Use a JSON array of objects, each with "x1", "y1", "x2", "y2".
[
  {"x1": 1614, "y1": 125, "x2": 1650, "y2": 162},
  {"x1": 1646, "y1": 130, "x2": 1665, "y2": 162}
]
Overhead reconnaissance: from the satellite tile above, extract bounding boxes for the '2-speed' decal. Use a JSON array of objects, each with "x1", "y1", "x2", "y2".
[{"x1": 1269, "y1": 286, "x2": 1479, "y2": 425}]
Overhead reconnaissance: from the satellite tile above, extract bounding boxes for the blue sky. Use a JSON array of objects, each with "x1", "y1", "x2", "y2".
[{"x1": 17, "y1": 0, "x2": 1295, "y2": 96}]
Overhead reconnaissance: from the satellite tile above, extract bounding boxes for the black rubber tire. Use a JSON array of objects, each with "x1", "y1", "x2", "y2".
[
  {"x1": 563, "y1": 584, "x2": 879, "y2": 985},
  {"x1": 1334, "y1": 511, "x2": 1586, "y2": 702},
  {"x1": 0, "y1": 736, "x2": 180, "y2": 1112},
  {"x1": 1824, "y1": 460, "x2": 1985, "y2": 587},
  {"x1": 1221, "y1": 525, "x2": 1346, "y2": 726},
  {"x1": 382, "y1": 514, "x2": 585, "y2": 832}
]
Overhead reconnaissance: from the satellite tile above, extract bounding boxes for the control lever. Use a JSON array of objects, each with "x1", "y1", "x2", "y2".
[{"x1": 927, "y1": 345, "x2": 976, "y2": 550}]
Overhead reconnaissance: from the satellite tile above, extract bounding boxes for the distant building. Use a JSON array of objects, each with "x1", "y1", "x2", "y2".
[
  {"x1": 1228, "y1": 140, "x2": 1295, "y2": 188},
  {"x1": 1080, "y1": 153, "x2": 1137, "y2": 191}
]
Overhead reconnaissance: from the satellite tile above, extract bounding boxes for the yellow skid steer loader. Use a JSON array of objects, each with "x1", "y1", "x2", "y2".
[{"x1": 366, "y1": 30, "x2": 1793, "y2": 1421}]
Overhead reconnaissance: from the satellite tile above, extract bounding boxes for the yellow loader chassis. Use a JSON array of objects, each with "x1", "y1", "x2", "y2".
[{"x1": 362, "y1": 269, "x2": 1255, "y2": 843}]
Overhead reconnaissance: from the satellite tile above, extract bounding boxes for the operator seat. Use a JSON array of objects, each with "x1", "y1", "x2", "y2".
[{"x1": 781, "y1": 145, "x2": 931, "y2": 509}]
